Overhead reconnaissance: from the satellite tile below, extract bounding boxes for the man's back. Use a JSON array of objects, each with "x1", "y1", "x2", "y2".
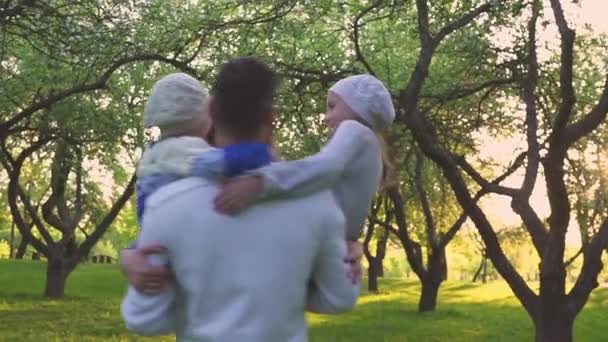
[{"x1": 123, "y1": 177, "x2": 356, "y2": 342}]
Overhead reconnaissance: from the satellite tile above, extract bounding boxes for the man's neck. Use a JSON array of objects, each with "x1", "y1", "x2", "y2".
[
  {"x1": 214, "y1": 128, "x2": 265, "y2": 147},
  {"x1": 213, "y1": 133, "x2": 241, "y2": 147}
]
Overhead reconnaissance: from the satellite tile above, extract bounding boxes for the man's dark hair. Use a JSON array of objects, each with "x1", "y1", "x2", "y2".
[{"x1": 213, "y1": 56, "x2": 277, "y2": 140}]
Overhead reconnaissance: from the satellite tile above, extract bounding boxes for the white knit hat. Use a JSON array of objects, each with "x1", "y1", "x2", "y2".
[
  {"x1": 144, "y1": 73, "x2": 209, "y2": 136},
  {"x1": 329, "y1": 74, "x2": 395, "y2": 130}
]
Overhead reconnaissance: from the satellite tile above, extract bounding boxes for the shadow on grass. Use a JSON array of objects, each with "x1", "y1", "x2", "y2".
[
  {"x1": 310, "y1": 286, "x2": 607, "y2": 342},
  {"x1": 309, "y1": 297, "x2": 534, "y2": 342}
]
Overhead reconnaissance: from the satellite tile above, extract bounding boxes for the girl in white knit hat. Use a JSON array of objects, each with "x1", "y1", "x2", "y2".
[{"x1": 214, "y1": 74, "x2": 395, "y2": 242}]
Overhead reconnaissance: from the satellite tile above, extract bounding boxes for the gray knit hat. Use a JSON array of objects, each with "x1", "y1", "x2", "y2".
[
  {"x1": 329, "y1": 74, "x2": 395, "y2": 130},
  {"x1": 144, "y1": 73, "x2": 209, "y2": 136}
]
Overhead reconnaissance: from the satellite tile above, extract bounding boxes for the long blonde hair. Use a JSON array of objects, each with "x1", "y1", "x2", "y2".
[
  {"x1": 374, "y1": 130, "x2": 397, "y2": 191},
  {"x1": 353, "y1": 117, "x2": 396, "y2": 191}
]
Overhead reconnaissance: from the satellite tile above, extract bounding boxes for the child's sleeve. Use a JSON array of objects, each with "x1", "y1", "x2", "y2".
[
  {"x1": 251, "y1": 120, "x2": 376, "y2": 199},
  {"x1": 190, "y1": 149, "x2": 226, "y2": 179},
  {"x1": 190, "y1": 143, "x2": 272, "y2": 178},
  {"x1": 136, "y1": 180, "x2": 146, "y2": 225}
]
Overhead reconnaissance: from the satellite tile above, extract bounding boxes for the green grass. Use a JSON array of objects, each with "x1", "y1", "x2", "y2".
[{"x1": 0, "y1": 260, "x2": 606, "y2": 341}]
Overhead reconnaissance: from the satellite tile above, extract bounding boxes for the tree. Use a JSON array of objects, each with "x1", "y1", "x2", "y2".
[
  {"x1": 255, "y1": 0, "x2": 516, "y2": 312},
  {"x1": 377, "y1": 145, "x2": 522, "y2": 311},
  {"x1": 397, "y1": 0, "x2": 608, "y2": 340},
  {"x1": 0, "y1": 0, "x2": 213, "y2": 297},
  {"x1": 363, "y1": 196, "x2": 391, "y2": 293}
]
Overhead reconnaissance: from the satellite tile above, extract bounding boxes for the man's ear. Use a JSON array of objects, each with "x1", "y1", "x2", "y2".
[
  {"x1": 266, "y1": 108, "x2": 276, "y2": 126},
  {"x1": 205, "y1": 124, "x2": 215, "y2": 145},
  {"x1": 208, "y1": 96, "x2": 218, "y2": 121},
  {"x1": 203, "y1": 97, "x2": 216, "y2": 145}
]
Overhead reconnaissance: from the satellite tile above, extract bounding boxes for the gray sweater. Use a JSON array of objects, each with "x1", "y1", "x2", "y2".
[{"x1": 121, "y1": 177, "x2": 359, "y2": 341}]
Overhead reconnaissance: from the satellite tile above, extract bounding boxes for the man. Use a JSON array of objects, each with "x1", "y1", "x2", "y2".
[{"x1": 121, "y1": 57, "x2": 362, "y2": 341}]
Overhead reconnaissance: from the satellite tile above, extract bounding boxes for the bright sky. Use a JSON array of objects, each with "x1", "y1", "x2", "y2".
[{"x1": 478, "y1": 0, "x2": 608, "y2": 247}]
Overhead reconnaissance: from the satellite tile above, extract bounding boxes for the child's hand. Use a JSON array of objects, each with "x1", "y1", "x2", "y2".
[
  {"x1": 120, "y1": 244, "x2": 173, "y2": 295},
  {"x1": 214, "y1": 176, "x2": 263, "y2": 215},
  {"x1": 345, "y1": 241, "x2": 363, "y2": 284}
]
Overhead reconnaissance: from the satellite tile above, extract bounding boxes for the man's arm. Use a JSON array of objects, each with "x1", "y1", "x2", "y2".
[
  {"x1": 307, "y1": 208, "x2": 360, "y2": 314},
  {"x1": 120, "y1": 224, "x2": 177, "y2": 335},
  {"x1": 120, "y1": 245, "x2": 172, "y2": 295},
  {"x1": 121, "y1": 283, "x2": 176, "y2": 335}
]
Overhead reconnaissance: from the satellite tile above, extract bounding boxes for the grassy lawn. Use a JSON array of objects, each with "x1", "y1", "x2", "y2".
[{"x1": 0, "y1": 260, "x2": 606, "y2": 341}]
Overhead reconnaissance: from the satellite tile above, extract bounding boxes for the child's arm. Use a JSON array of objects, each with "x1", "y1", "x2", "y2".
[
  {"x1": 260, "y1": 121, "x2": 374, "y2": 197},
  {"x1": 214, "y1": 120, "x2": 376, "y2": 212}
]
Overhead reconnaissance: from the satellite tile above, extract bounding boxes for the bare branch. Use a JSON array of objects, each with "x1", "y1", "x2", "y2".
[
  {"x1": 520, "y1": 0, "x2": 541, "y2": 199},
  {"x1": 439, "y1": 150, "x2": 530, "y2": 249},
  {"x1": 274, "y1": 61, "x2": 355, "y2": 85},
  {"x1": 364, "y1": 197, "x2": 383, "y2": 259},
  {"x1": 415, "y1": 0, "x2": 432, "y2": 47},
  {"x1": 568, "y1": 218, "x2": 608, "y2": 315},
  {"x1": 0, "y1": 0, "x2": 35, "y2": 22},
  {"x1": 370, "y1": 217, "x2": 399, "y2": 237},
  {"x1": 385, "y1": 186, "x2": 427, "y2": 278},
  {"x1": 564, "y1": 75, "x2": 608, "y2": 145},
  {"x1": 454, "y1": 152, "x2": 523, "y2": 197},
  {"x1": 78, "y1": 226, "x2": 90, "y2": 240},
  {"x1": 352, "y1": 0, "x2": 382, "y2": 76},
  {"x1": 564, "y1": 246, "x2": 584, "y2": 268},
  {"x1": 421, "y1": 78, "x2": 515, "y2": 104},
  {"x1": 2, "y1": 137, "x2": 54, "y2": 255},
  {"x1": 548, "y1": 0, "x2": 576, "y2": 143},
  {"x1": 433, "y1": 2, "x2": 493, "y2": 44},
  {"x1": 510, "y1": 197, "x2": 547, "y2": 255},
  {"x1": 413, "y1": 150, "x2": 438, "y2": 247},
  {"x1": 76, "y1": 173, "x2": 136, "y2": 263},
  {"x1": 399, "y1": 0, "x2": 433, "y2": 115},
  {"x1": 401, "y1": 1, "x2": 493, "y2": 117},
  {"x1": 542, "y1": 0, "x2": 576, "y2": 268},
  {"x1": 362, "y1": 219, "x2": 375, "y2": 261}
]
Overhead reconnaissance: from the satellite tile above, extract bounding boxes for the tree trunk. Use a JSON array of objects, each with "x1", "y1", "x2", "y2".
[
  {"x1": 533, "y1": 256, "x2": 572, "y2": 342},
  {"x1": 533, "y1": 308, "x2": 574, "y2": 342},
  {"x1": 418, "y1": 278, "x2": 440, "y2": 312},
  {"x1": 368, "y1": 265, "x2": 379, "y2": 293},
  {"x1": 481, "y1": 255, "x2": 488, "y2": 284},
  {"x1": 367, "y1": 258, "x2": 382, "y2": 293},
  {"x1": 44, "y1": 255, "x2": 70, "y2": 298},
  {"x1": 472, "y1": 255, "x2": 484, "y2": 282},
  {"x1": 15, "y1": 236, "x2": 28, "y2": 259},
  {"x1": 375, "y1": 227, "x2": 389, "y2": 278},
  {"x1": 9, "y1": 222, "x2": 15, "y2": 258},
  {"x1": 418, "y1": 248, "x2": 446, "y2": 312}
]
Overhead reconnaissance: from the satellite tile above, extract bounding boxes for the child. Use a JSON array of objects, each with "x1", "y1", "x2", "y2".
[
  {"x1": 214, "y1": 74, "x2": 395, "y2": 241},
  {"x1": 135, "y1": 72, "x2": 273, "y2": 231}
]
